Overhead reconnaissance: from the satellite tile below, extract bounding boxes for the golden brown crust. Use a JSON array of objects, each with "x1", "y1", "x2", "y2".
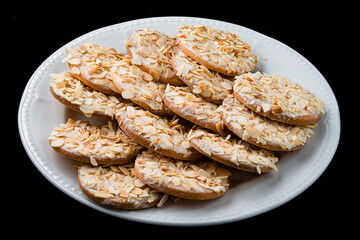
[
  {"x1": 232, "y1": 72, "x2": 325, "y2": 125},
  {"x1": 125, "y1": 28, "x2": 185, "y2": 86},
  {"x1": 115, "y1": 106, "x2": 202, "y2": 161},
  {"x1": 49, "y1": 86, "x2": 115, "y2": 121},
  {"x1": 220, "y1": 96, "x2": 315, "y2": 151},
  {"x1": 77, "y1": 164, "x2": 162, "y2": 209},
  {"x1": 68, "y1": 64, "x2": 121, "y2": 96},
  {"x1": 49, "y1": 138, "x2": 142, "y2": 165},
  {"x1": 109, "y1": 60, "x2": 174, "y2": 117},
  {"x1": 134, "y1": 150, "x2": 230, "y2": 200},
  {"x1": 176, "y1": 39, "x2": 228, "y2": 76},
  {"x1": 176, "y1": 25, "x2": 256, "y2": 76},
  {"x1": 48, "y1": 119, "x2": 143, "y2": 165},
  {"x1": 171, "y1": 51, "x2": 233, "y2": 105},
  {"x1": 188, "y1": 128, "x2": 278, "y2": 173},
  {"x1": 163, "y1": 85, "x2": 228, "y2": 135},
  {"x1": 234, "y1": 91, "x2": 321, "y2": 125}
]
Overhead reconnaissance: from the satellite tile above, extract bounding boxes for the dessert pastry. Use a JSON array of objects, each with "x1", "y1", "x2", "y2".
[
  {"x1": 163, "y1": 85, "x2": 227, "y2": 135},
  {"x1": 49, "y1": 71, "x2": 127, "y2": 120},
  {"x1": 125, "y1": 28, "x2": 184, "y2": 86},
  {"x1": 221, "y1": 95, "x2": 315, "y2": 151},
  {"x1": 110, "y1": 59, "x2": 174, "y2": 117},
  {"x1": 134, "y1": 150, "x2": 231, "y2": 200},
  {"x1": 49, "y1": 118, "x2": 143, "y2": 165},
  {"x1": 115, "y1": 105, "x2": 202, "y2": 161},
  {"x1": 78, "y1": 163, "x2": 166, "y2": 209},
  {"x1": 171, "y1": 50, "x2": 233, "y2": 104},
  {"x1": 233, "y1": 72, "x2": 325, "y2": 125},
  {"x1": 188, "y1": 127, "x2": 278, "y2": 174},
  {"x1": 63, "y1": 43, "x2": 127, "y2": 96},
  {"x1": 176, "y1": 25, "x2": 256, "y2": 76}
]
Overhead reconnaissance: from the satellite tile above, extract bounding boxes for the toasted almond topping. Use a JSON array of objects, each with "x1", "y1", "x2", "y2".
[
  {"x1": 49, "y1": 118, "x2": 142, "y2": 160},
  {"x1": 177, "y1": 25, "x2": 256, "y2": 75},
  {"x1": 233, "y1": 72, "x2": 325, "y2": 121},
  {"x1": 135, "y1": 150, "x2": 230, "y2": 195},
  {"x1": 221, "y1": 96, "x2": 315, "y2": 151},
  {"x1": 78, "y1": 163, "x2": 163, "y2": 206},
  {"x1": 172, "y1": 51, "x2": 234, "y2": 104}
]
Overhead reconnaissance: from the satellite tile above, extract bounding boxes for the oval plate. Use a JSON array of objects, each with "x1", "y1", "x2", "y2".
[{"x1": 18, "y1": 16, "x2": 340, "y2": 226}]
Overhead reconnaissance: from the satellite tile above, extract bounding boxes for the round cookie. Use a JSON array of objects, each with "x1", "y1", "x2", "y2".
[
  {"x1": 163, "y1": 85, "x2": 228, "y2": 135},
  {"x1": 134, "y1": 150, "x2": 231, "y2": 200},
  {"x1": 188, "y1": 127, "x2": 278, "y2": 174},
  {"x1": 48, "y1": 118, "x2": 143, "y2": 165},
  {"x1": 220, "y1": 95, "x2": 316, "y2": 151},
  {"x1": 109, "y1": 58, "x2": 174, "y2": 117},
  {"x1": 49, "y1": 71, "x2": 127, "y2": 120},
  {"x1": 63, "y1": 43, "x2": 127, "y2": 96},
  {"x1": 115, "y1": 105, "x2": 202, "y2": 161},
  {"x1": 233, "y1": 72, "x2": 325, "y2": 125},
  {"x1": 176, "y1": 25, "x2": 257, "y2": 76},
  {"x1": 125, "y1": 28, "x2": 184, "y2": 86},
  {"x1": 78, "y1": 163, "x2": 166, "y2": 209},
  {"x1": 171, "y1": 50, "x2": 233, "y2": 104}
]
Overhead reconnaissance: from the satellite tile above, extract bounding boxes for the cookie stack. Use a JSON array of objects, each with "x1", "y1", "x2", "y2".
[{"x1": 48, "y1": 25, "x2": 325, "y2": 210}]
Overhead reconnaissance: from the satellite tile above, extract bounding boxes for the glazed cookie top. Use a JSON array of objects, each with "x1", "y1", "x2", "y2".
[
  {"x1": 221, "y1": 96, "x2": 315, "y2": 151},
  {"x1": 134, "y1": 150, "x2": 231, "y2": 200},
  {"x1": 78, "y1": 164, "x2": 166, "y2": 209},
  {"x1": 188, "y1": 128, "x2": 278, "y2": 174},
  {"x1": 49, "y1": 71, "x2": 125, "y2": 119},
  {"x1": 63, "y1": 43, "x2": 127, "y2": 95},
  {"x1": 109, "y1": 59, "x2": 173, "y2": 117},
  {"x1": 234, "y1": 72, "x2": 325, "y2": 125},
  {"x1": 163, "y1": 85, "x2": 227, "y2": 135},
  {"x1": 171, "y1": 50, "x2": 233, "y2": 104},
  {"x1": 125, "y1": 28, "x2": 184, "y2": 86},
  {"x1": 49, "y1": 118, "x2": 142, "y2": 165},
  {"x1": 115, "y1": 105, "x2": 201, "y2": 160},
  {"x1": 176, "y1": 25, "x2": 257, "y2": 76}
]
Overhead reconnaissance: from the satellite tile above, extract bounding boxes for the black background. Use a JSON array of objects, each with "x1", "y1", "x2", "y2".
[{"x1": 7, "y1": 2, "x2": 354, "y2": 236}]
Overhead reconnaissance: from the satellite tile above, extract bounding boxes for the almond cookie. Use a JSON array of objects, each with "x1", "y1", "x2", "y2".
[
  {"x1": 176, "y1": 25, "x2": 257, "y2": 76},
  {"x1": 78, "y1": 163, "x2": 167, "y2": 209},
  {"x1": 115, "y1": 105, "x2": 202, "y2": 161},
  {"x1": 49, "y1": 118, "x2": 143, "y2": 165},
  {"x1": 134, "y1": 150, "x2": 230, "y2": 200},
  {"x1": 125, "y1": 28, "x2": 184, "y2": 86},
  {"x1": 163, "y1": 85, "x2": 227, "y2": 135},
  {"x1": 233, "y1": 72, "x2": 325, "y2": 125},
  {"x1": 63, "y1": 43, "x2": 127, "y2": 96},
  {"x1": 109, "y1": 59, "x2": 174, "y2": 117},
  {"x1": 220, "y1": 95, "x2": 316, "y2": 151},
  {"x1": 171, "y1": 50, "x2": 233, "y2": 104},
  {"x1": 188, "y1": 128, "x2": 278, "y2": 174},
  {"x1": 49, "y1": 71, "x2": 127, "y2": 120}
]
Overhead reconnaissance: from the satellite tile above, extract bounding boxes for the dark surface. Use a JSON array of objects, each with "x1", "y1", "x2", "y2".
[{"x1": 8, "y1": 2, "x2": 353, "y2": 236}]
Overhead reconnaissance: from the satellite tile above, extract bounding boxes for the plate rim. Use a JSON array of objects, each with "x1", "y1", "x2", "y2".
[{"x1": 18, "y1": 16, "x2": 341, "y2": 226}]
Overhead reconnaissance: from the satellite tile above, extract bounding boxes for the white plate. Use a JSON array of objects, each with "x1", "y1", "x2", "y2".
[{"x1": 18, "y1": 16, "x2": 340, "y2": 226}]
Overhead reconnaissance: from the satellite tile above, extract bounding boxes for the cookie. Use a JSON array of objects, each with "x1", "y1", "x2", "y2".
[
  {"x1": 163, "y1": 85, "x2": 227, "y2": 135},
  {"x1": 63, "y1": 43, "x2": 127, "y2": 96},
  {"x1": 171, "y1": 50, "x2": 233, "y2": 104},
  {"x1": 48, "y1": 118, "x2": 143, "y2": 165},
  {"x1": 220, "y1": 95, "x2": 315, "y2": 151},
  {"x1": 176, "y1": 25, "x2": 257, "y2": 76},
  {"x1": 134, "y1": 150, "x2": 231, "y2": 200},
  {"x1": 188, "y1": 127, "x2": 278, "y2": 174},
  {"x1": 233, "y1": 72, "x2": 325, "y2": 125},
  {"x1": 115, "y1": 105, "x2": 202, "y2": 161},
  {"x1": 78, "y1": 163, "x2": 167, "y2": 209},
  {"x1": 109, "y1": 59, "x2": 174, "y2": 117},
  {"x1": 125, "y1": 28, "x2": 184, "y2": 86},
  {"x1": 49, "y1": 71, "x2": 127, "y2": 120}
]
